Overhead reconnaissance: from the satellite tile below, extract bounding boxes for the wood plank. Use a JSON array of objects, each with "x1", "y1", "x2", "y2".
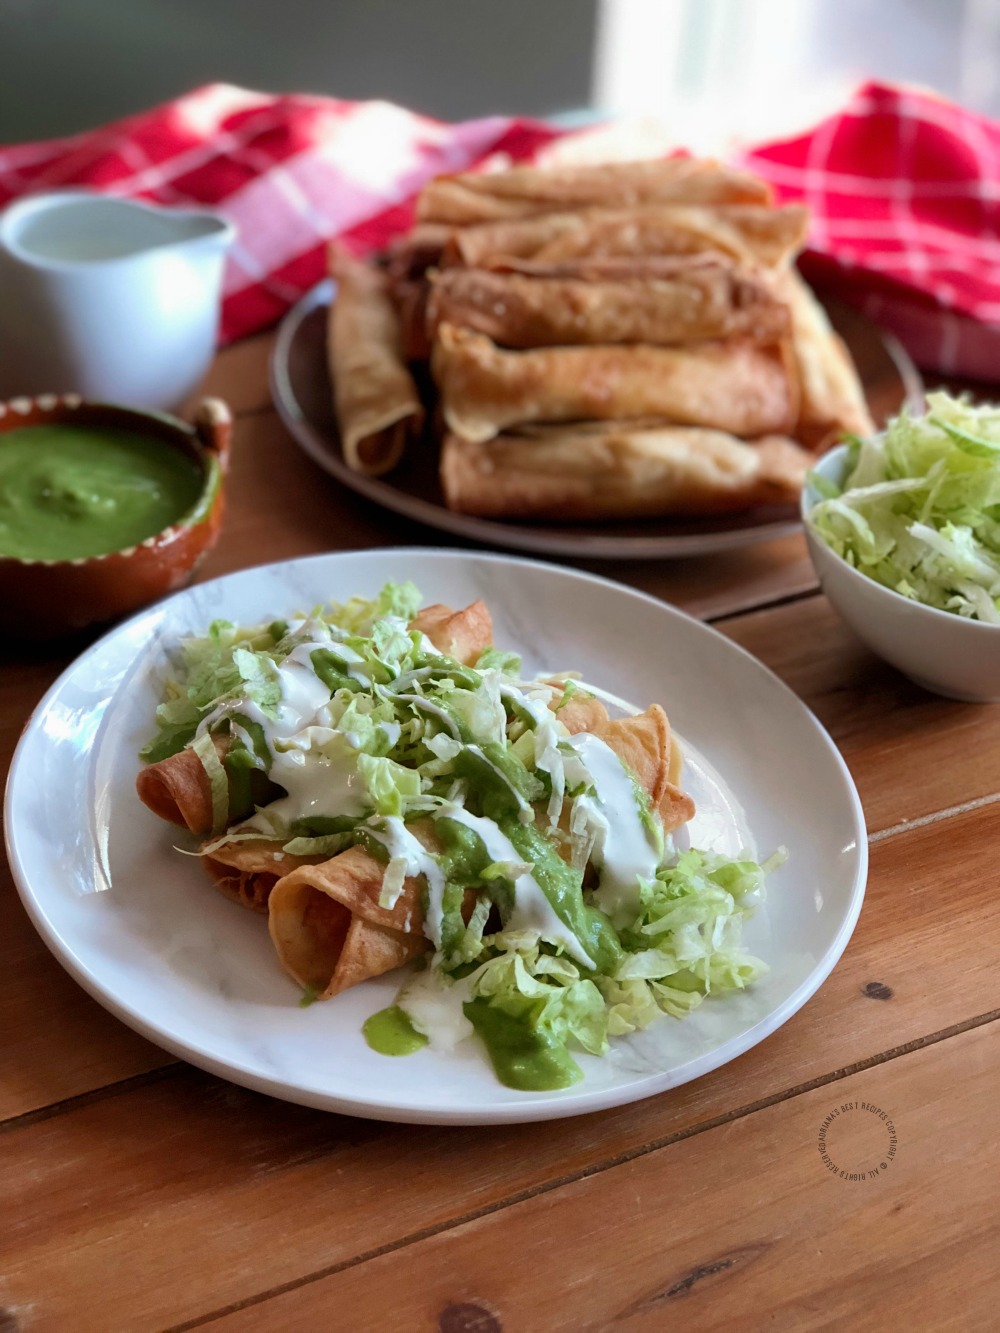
[
  {"x1": 719, "y1": 595, "x2": 1000, "y2": 833},
  {"x1": 191, "y1": 332, "x2": 276, "y2": 417},
  {"x1": 1, "y1": 804, "x2": 998, "y2": 1330},
  {"x1": 0, "y1": 875, "x2": 167, "y2": 1122},
  {"x1": 576, "y1": 532, "x2": 817, "y2": 623},
  {"x1": 199, "y1": 1020, "x2": 1000, "y2": 1333}
]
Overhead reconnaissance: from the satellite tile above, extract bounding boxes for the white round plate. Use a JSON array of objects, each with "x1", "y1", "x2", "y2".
[{"x1": 6, "y1": 549, "x2": 867, "y2": 1124}]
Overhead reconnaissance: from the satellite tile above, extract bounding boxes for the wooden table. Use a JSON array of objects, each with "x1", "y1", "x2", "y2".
[{"x1": 2, "y1": 337, "x2": 998, "y2": 1333}]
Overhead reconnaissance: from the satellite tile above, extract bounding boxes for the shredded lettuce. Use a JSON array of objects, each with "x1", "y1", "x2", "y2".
[
  {"x1": 809, "y1": 393, "x2": 1000, "y2": 622},
  {"x1": 326, "y1": 581, "x2": 422, "y2": 635},
  {"x1": 356, "y1": 753, "x2": 422, "y2": 817},
  {"x1": 472, "y1": 941, "x2": 610, "y2": 1056},
  {"x1": 440, "y1": 671, "x2": 508, "y2": 745},
  {"x1": 140, "y1": 583, "x2": 423, "y2": 763},
  {"x1": 140, "y1": 617, "x2": 289, "y2": 762},
  {"x1": 475, "y1": 646, "x2": 523, "y2": 676},
  {"x1": 191, "y1": 732, "x2": 229, "y2": 835},
  {"x1": 420, "y1": 845, "x2": 773, "y2": 1067}
]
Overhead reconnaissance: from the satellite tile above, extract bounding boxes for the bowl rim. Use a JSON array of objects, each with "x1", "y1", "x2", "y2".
[
  {"x1": 801, "y1": 440, "x2": 1000, "y2": 634},
  {"x1": 0, "y1": 392, "x2": 224, "y2": 569}
]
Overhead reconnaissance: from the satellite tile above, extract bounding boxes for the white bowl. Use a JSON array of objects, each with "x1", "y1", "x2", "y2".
[{"x1": 802, "y1": 444, "x2": 1000, "y2": 702}]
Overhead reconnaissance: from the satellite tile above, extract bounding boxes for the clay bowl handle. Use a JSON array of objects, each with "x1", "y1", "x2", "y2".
[{"x1": 193, "y1": 397, "x2": 233, "y2": 472}]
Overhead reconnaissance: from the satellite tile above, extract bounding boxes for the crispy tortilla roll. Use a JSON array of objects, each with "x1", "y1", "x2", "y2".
[
  {"x1": 534, "y1": 203, "x2": 809, "y2": 268},
  {"x1": 445, "y1": 212, "x2": 585, "y2": 266},
  {"x1": 416, "y1": 159, "x2": 773, "y2": 225},
  {"x1": 136, "y1": 740, "x2": 223, "y2": 834},
  {"x1": 483, "y1": 253, "x2": 731, "y2": 280},
  {"x1": 441, "y1": 424, "x2": 811, "y2": 519},
  {"x1": 444, "y1": 204, "x2": 807, "y2": 270},
  {"x1": 410, "y1": 599, "x2": 493, "y2": 664},
  {"x1": 201, "y1": 840, "x2": 327, "y2": 914},
  {"x1": 773, "y1": 267, "x2": 876, "y2": 450},
  {"x1": 596, "y1": 706, "x2": 694, "y2": 832},
  {"x1": 427, "y1": 260, "x2": 790, "y2": 348},
  {"x1": 432, "y1": 323, "x2": 798, "y2": 443},
  {"x1": 136, "y1": 735, "x2": 282, "y2": 837},
  {"x1": 268, "y1": 838, "x2": 434, "y2": 998},
  {"x1": 328, "y1": 245, "x2": 424, "y2": 475}
]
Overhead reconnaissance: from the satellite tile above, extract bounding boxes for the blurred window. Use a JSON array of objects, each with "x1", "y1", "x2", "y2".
[{"x1": 593, "y1": 0, "x2": 1000, "y2": 149}]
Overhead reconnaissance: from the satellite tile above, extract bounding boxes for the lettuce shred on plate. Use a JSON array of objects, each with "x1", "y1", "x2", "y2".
[
  {"x1": 808, "y1": 392, "x2": 1000, "y2": 622},
  {"x1": 140, "y1": 581, "x2": 780, "y2": 1092}
]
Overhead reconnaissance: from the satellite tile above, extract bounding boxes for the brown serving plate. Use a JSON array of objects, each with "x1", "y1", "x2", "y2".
[{"x1": 270, "y1": 281, "x2": 923, "y2": 561}]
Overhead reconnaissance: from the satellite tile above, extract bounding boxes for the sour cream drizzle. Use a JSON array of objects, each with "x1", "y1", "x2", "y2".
[
  {"x1": 260, "y1": 730, "x2": 369, "y2": 826},
  {"x1": 364, "y1": 815, "x2": 446, "y2": 925},
  {"x1": 395, "y1": 967, "x2": 475, "y2": 1050},
  {"x1": 567, "y1": 733, "x2": 662, "y2": 925}
]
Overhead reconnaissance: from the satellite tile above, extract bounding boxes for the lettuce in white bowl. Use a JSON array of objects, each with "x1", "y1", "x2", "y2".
[{"x1": 808, "y1": 392, "x2": 1000, "y2": 624}]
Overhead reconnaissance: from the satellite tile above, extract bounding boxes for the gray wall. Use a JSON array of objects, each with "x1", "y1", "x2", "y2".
[{"x1": 0, "y1": 0, "x2": 599, "y2": 143}]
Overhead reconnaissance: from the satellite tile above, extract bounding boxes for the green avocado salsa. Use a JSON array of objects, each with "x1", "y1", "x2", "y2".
[
  {"x1": 362, "y1": 1005, "x2": 429, "y2": 1056},
  {"x1": 0, "y1": 424, "x2": 203, "y2": 560}
]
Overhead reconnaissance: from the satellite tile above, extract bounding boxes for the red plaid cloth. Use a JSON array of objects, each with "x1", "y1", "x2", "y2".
[
  {"x1": 743, "y1": 80, "x2": 1000, "y2": 379},
  {"x1": 3, "y1": 79, "x2": 999, "y2": 376},
  {"x1": 0, "y1": 86, "x2": 560, "y2": 345}
]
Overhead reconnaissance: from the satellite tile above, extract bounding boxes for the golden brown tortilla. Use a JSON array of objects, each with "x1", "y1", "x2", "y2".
[
  {"x1": 545, "y1": 686, "x2": 609, "y2": 737},
  {"x1": 409, "y1": 599, "x2": 493, "y2": 664},
  {"x1": 267, "y1": 832, "x2": 436, "y2": 998},
  {"x1": 440, "y1": 422, "x2": 811, "y2": 519},
  {"x1": 200, "y1": 839, "x2": 328, "y2": 914},
  {"x1": 416, "y1": 158, "x2": 773, "y2": 225},
  {"x1": 426, "y1": 259, "x2": 789, "y2": 348},
  {"x1": 136, "y1": 739, "x2": 223, "y2": 835},
  {"x1": 594, "y1": 706, "x2": 694, "y2": 832},
  {"x1": 534, "y1": 203, "x2": 810, "y2": 268},
  {"x1": 432, "y1": 322, "x2": 799, "y2": 443},
  {"x1": 444, "y1": 212, "x2": 586, "y2": 266},
  {"x1": 444, "y1": 203, "x2": 808, "y2": 270},
  {"x1": 328, "y1": 244, "x2": 424, "y2": 474},
  {"x1": 771, "y1": 266, "x2": 876, "y2": 449}
]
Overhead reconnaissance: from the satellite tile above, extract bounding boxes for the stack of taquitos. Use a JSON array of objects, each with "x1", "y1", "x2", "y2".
[{"x1": 326, "y1": 155, "x2": 875, "y2": 522}]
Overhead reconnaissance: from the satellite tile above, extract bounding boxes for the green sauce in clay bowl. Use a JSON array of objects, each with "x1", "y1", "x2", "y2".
[{"x1": 0, "y1": 395, "x2": 231, "y2": 637}]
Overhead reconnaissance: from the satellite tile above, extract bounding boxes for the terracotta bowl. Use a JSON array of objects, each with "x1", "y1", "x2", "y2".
[{"x1": 0, "y1": 394, "x2": 231, "y2": 637}]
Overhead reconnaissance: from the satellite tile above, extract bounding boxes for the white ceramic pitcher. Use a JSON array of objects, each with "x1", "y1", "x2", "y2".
[{"x1": 0, "y1": 191, "x2": 236, "y2": 409}]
